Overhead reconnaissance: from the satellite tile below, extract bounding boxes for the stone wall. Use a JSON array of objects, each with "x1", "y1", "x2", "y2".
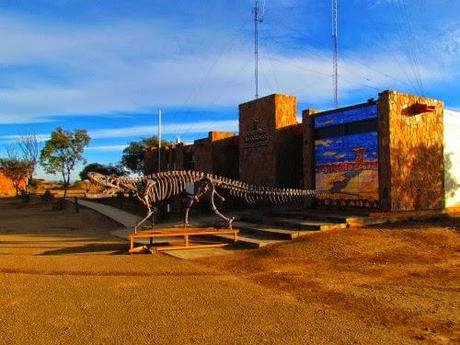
[
  {"x1": 143, "y1": 132, "x2": 237, "y2": 177},
  {"x1": 378, "y1": 90, "x2": 444, "y2": 211},
  {"x1": 141, "y1": 90, "x2": 448, "y2": 212},
  {"x1": 239, "y1": 94, "x2": 297, "y2": 186},
  {"x1": 193, "y1": 138, "x2": 213, "y2": 173},
  {"x1": 211, "y1": 135, "x2": 239, "y2": 179},
  {"x1": 275, "y1": 124, "x2": 303, "y2": 187},
  {"x1": 193, "y1": 131, "x2": 238, "y2": 177},
  {"x1": 302, "y1": 109, "x2": 317, "y2": 190},
  {"x1": 143, "y1": 143, "x2": 192, "y2": 174}
]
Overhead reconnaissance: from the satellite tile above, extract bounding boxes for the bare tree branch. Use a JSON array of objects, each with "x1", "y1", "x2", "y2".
[
  {"x1": 5, "y1": 144, "x2": 18, "y2": 159},
  {"x1": 18, "y1": 134, "x2": 41, "y2": 182}
]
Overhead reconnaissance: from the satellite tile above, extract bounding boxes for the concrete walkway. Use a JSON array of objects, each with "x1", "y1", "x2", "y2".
[
  {"x1": 72, "y1": 199, "x2": 235, "y2": 259},
  {"x1": 73, "y1": 199, "x2": 141, "y2": 229}
]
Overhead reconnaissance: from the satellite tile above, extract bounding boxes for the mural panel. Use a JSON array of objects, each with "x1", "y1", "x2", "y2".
[
  {"x1": 315, "y1": 103, "x2": 378, "y2": 128},
  {"x1": 314, "y1": 104, "x2": 379, "y2": 207}
]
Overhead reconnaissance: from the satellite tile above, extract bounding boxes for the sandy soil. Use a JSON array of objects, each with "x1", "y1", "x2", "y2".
[
  {"x1": 0, "y1": 197, "x2": 459, "y2": 344},
  {"x1": 197, "y1": 218, "x2": 460, "y2": 344}
]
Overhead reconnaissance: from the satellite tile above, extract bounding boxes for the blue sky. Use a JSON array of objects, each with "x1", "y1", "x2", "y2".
[{"x1": 0, "y1": 0, "x2": 459, "y2": 180}]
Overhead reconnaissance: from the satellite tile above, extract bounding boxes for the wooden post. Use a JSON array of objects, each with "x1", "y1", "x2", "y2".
[{"x1": 74, "y1": 197, "x2": 79, "y2": 213}]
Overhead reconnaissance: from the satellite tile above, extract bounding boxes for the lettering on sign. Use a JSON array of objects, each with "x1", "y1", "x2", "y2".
[{"x1": 243, "y1": 118, "x2": 269, "y2": 148}]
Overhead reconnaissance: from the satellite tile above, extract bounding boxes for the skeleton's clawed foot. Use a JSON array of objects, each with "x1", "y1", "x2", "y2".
[{"x1": 226, "y1": 217, "x2": 235, "y2": 229}]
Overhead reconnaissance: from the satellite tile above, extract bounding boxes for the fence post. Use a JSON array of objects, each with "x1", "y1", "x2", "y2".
[{"x1": 74, "y1": 197, "x2": 80, "y2": 213}]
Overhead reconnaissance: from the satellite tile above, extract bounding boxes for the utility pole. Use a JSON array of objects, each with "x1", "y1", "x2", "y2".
[
  {"x1": 332, "y1": 0, "x2": 339, "y2": 108},
  {"x1": 254, "y1": 0, "x2": 264, "y2": 99},
  {"x1": 157, "y1": 109, "x2": 162, "y2": 173}
]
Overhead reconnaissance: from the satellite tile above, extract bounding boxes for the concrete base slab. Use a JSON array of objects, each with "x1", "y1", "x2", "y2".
[
  {"x1": 111, "y1": 229, "x2": 179, "y2": 246},
  {"x1": 161, "y1": 248, "x2": 235, "y2": 259},
  {"x1": 111, "y1": 228, "x2": 130, "y2": 240}
]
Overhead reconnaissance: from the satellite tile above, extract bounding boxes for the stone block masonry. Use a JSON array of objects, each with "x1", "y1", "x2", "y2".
[
  {"x1": 193, "y1": 132, "x2": 239, "y2": 179},
  {"x1": 239, "y1": 94, "x2": 298, "y2": 187},
  {"x1": 142, "y1": 89, "x2": 451, "y2": 212},
  {"x1": 378, "y1": 90, "x2": 444, "y2": 211}
]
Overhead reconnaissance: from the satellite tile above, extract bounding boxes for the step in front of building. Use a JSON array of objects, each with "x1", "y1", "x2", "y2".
[
  {"x1": 239, "y1": 214, "x2": 348, "y2": 231},
  {"x1": 205, "y1": 211, "x2": 350, "y2": 249},
  {"x1": 263, "y1": 209, "x2": 349, "y2": 224},
  {"x1": 235, "y1": 222, "x2": 309, "y2": 240},
  {"x1": 211, "y1": 232, "x2": 285, "y2": 249}
]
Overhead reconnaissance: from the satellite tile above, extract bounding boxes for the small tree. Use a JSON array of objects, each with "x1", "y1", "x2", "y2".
[
  {"x1": 79, "y1": 163, "x2": 127, "y2": 180},
  {"x1": 0, "y1": 158, "x2": 31, "y2": 196},
  {"x1": 121, "y1": 136, "x2": 172, "y2": 174},
  {"x1": 39, "y1": 128, "x2": 91, "y2": 198},
  {"x1": 18, "y1": 134, "x2": 41, "y2": 192},
  {"x1": 121, "y1": 141, "x2": 145, "y2": 174}
]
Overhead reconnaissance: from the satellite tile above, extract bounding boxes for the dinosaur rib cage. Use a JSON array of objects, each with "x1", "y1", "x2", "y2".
[{"x1": 115, "y1": 170, "x2": 317, "y2": 205}]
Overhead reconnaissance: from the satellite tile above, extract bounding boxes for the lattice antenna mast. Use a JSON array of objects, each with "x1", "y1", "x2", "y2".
[
  {"x1": 254, "y1": 0, "x2": 265, "y2": 99},
  {"x1": 332, "y1": 0, "x2": 338, "y2": 108}
]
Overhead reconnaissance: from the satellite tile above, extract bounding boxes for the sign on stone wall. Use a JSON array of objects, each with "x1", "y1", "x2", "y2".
[
  {"x1": 239, "y1": 94, "x2": 297, "y2": 186},
  {"x1": 243, "y1": 118, "x2": 269, "y2": 148}
]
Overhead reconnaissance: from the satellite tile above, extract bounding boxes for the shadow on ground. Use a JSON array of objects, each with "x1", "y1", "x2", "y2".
[
  {"x1": 370, "y1": 215, "x2": 460, "y2": 231},
  {"x1": 39, "y1": 243, "x2": 128, "y2": 256}
]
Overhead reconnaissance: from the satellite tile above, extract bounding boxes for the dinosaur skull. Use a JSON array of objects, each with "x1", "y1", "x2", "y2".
[{"x1": 87, "y1": 172, "x2": 122, "y2": 196}]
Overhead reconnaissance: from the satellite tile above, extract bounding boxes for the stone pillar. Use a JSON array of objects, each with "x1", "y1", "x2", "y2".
[
  {"x1": 378, "y1": 90, "x2": 444, "y2": 211},
  {"x1": 302, "y1": 109, "x2": 318, "y2": 190},
  {"x1": 239, "y1": 94, "x2": 297, "y2": 186},
  {"x1": 193, "y1": 138, "x2": 213, "y2": 173}
]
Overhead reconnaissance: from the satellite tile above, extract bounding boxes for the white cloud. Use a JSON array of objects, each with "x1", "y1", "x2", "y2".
[
  {"x1": 88, "y1": 120, "x2": 238, "y2": 139},
  {"x1": 0, "y1": 12, "x2": 456, "y2": 124},
  {"x1": 0, "y1": 134, "x2": 49, "y2": 143},
  {"x1": 0, "y1": 119, "x2": 238, "y2": 143},
  {"x1": 441, "y1": 28, "x2": 460, "y2": 57},
  {"x1": 86, "y1": 145, "x2": 127, "y2": 152}
]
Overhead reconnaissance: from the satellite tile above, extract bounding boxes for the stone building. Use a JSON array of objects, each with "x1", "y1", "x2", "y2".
[{"x1": 143, "y1": 90, "x2": 460, "y2": 211}]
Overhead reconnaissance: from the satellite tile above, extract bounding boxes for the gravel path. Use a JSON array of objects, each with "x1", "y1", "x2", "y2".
[{"x1": 0, "y1": 198, "x2": 458, "y2": 344}]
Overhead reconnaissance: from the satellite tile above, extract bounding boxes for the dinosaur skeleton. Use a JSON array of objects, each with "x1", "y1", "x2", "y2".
[{"x1": 87, "y1": 171, "x2": 319, "y2": 232}]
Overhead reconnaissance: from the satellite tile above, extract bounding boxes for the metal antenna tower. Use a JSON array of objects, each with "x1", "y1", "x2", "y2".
[
  {"x1": 332, "y1": 0, "x2": 338, "y2": 108},
  {"x1": 254, "y1": 0, "x2": 264, "y2": 99}
]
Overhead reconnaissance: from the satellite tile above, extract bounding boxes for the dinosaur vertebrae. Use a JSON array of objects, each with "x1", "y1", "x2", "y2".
[{"x1": 114, "y1": 170, "x2": 317, "y2": 205}]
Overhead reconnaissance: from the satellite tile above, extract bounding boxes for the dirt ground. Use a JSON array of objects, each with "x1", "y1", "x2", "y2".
[{"x1": 0, "y1": 198, "x2": 459, "y2": 345}]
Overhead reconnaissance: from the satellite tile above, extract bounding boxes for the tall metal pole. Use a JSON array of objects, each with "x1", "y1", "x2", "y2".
[
  {"x1": 254, "y1": 0, "x2": 259, "y2": 99},
  {"x1": 157, "y1": 109, "x2": 161, "y2": 173},
  {"x1": 332, "y1": 0, "x2": 338, "y2": 108}
]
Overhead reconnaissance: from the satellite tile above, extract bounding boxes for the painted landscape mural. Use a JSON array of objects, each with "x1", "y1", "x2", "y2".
[{"x1": 314, "y1": 104, "x2": 379, "y2": 207}]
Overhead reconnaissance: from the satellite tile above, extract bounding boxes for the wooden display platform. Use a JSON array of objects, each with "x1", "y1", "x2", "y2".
[{"x1": 128, "y1": 227, "x2": 239, "y2": 254}]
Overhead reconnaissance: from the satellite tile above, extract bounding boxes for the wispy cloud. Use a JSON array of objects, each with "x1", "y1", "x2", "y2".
[
  {"x1": 0, "y1": 10, "x2": 455, "y2": 125},
  {"x1": 441, "y1": 28, "x2": 460, "y2": 58},
  {"x1": 88, "y1": 120, "x2": 238, "y2": 139},
  {"x1": 0, "y1": 134, "x2": 50, "y2": 143},
  {"x1": 0, "y1": 119, "x2": 238, "y2": 142},
  {"x1": 86, "y1": 145, "x2": 127, "y2": 152}
]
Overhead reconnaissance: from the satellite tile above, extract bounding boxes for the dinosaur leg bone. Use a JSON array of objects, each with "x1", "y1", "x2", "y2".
[{"x1": 207, "y1": 182, "x2": 234, "y2": 229}]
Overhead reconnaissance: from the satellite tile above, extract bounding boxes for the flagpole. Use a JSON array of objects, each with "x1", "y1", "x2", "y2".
[{"x1": 158, "y1": 109, "x2": 162, "y2": 173}]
